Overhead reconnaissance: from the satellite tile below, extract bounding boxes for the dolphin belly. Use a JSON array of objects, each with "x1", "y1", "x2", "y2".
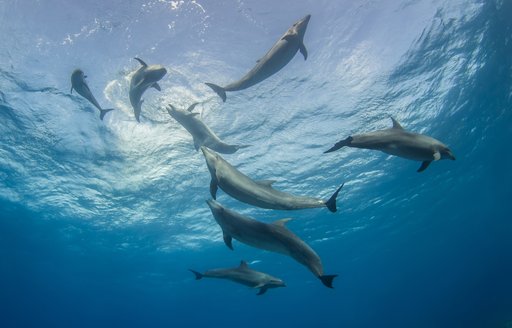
[
  {"x1": 224, "y1": 41, "x2": 299, "y2": 92},
  {"x1": 219, "y1": 178, "x2": 324, "y2": 210}
]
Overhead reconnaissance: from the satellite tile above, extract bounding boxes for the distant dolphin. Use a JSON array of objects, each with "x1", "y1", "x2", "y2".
[
  {"x1": 201, "y1": 146, "x2": 343, "y2": 212},
  {"x1": 166, "y1": 103, "x2": 250, "y2": 154},
  {"x1": 324, "y1": 118, "x2": 456, "y2": 172},
  {"x1": 189, "y1": 260, "x2": 285, "y2": 295},
  {"x1": 129, "y1": 57, "x2": 167, "y2": 122},
  {"x1": 70, "y1": 69, "x2": 114, "y2": 120},
  {"x1": 205, "y1": 14, "x2": 311, "y2": 102},
  {"x1": 206, "y1": 199, "x2": 338, "y2": 288}
]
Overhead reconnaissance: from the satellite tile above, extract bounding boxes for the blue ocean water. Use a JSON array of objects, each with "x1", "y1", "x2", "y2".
[{"x1": 1, "y1": 0, "x2": 511, "y2": 327}]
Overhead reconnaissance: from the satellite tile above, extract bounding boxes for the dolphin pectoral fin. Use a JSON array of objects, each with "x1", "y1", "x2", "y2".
[
  {"x1": 239, "y1": 260, "x2": 249, "y2": 269},
  {"x1": 193, "y1": 138, "x2": 202, "y2": 151},
  {"x1": 325, "y1": 183, "x2": 344, "y2": 213},
  {"x1": 186, "y1": 102, "x2": 200, "y2": 112},
  {"x1": 210, "y1": 179, "x2": 218, "y2": 199},
  {"x1": 433, "y1": 151, "x2": 441, "y2": 161},
  {"x1": 319, "y1": 275, "x2": 338, "y2": 289},
  {"x1": 189, "y1": 269, "x2": 204, "y2": 280},
  {"x1": 282, "y1": 33, "x2": 296, "y2": 42},
  {"x1": 134, "y1": 57, "x2": 148, "y2": 67},
  {"x1": 273, "y1": 218, "x2": 292, "y2": 227},
  {"x1": 417, "y1": 161, "x2": 431, "y2": 172},
  {"x1": 205, "y1": 83, "x2": 227, "y2": 102},
  {"x1": 100, "y1": 108, "x2": 115, "y2": 121},
  {"x1": 299, "y1": 42, "x2": 308, "y2": 60},
  {"x1": 324, "y1": 136, "x2": 353, "y2": 153},
  {"x1": 256, "y1": 286, "x2": 268, "y2": 296},
  {"x1": 390, "y1": 117, "x2": 404, "y2": 129},
  {"x1": 152, "y1": 82, "x2": 161, "y2": 91},
  {"x1": 256, "y1": 180, "x2": 276, "y2": 188},
  {"x1": 223, "y1": 232, "x2": 233, "y2": 250}
]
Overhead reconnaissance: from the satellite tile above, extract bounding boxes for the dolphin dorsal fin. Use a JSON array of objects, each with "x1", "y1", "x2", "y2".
[
  {"x1": 256, "y1": 180, "x2": 276, "y2": 187},
  {"x1": 239, "y1": 260, "x2": 249, "y2": 269},
  {"x1": 273, "y1": 218, "x2": 292, "y2": 226},
  {"x1": 134, "y1": 57, "x2": 148, "y2": 67},
  {"x1": 391, "y1": 117, "x2": 404, "y2": 129}
]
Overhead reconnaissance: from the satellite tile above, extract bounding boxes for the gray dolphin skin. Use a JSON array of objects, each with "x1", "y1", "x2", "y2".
[
  {"x1": 189, "y1": 260, "x2": 285, "y2": 295},
  {"x1": 205, "y1": 14, "x2": 311, "y2": 102},
  {"x1": 166, "y1": 103, "x2": 249, "y2": 154},
  {"x1": 129, "y1": 57, "x2": 167, "y2": 122},
  {"x1": 324, "y1": 118, "x2": 456, "y2": 172},
  {"x1": 70, "y1": 69, "x2": 114, "y2": 121},
  {"x1": 206, "y1": 199, "x2": 338, "y2": 288},
  {"x1": 201, "y1": 146, "x2": 343, "y2": 212}
]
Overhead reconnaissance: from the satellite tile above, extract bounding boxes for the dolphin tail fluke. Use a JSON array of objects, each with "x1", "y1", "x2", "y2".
[
  {"x1": 325, "y1": 183, "x2": 344, "y2": 213},
  {"x1": 100, "y1": 108, "x2": 115, "y2": 121},
  {"x1": 205, "y1": 83, "x2": 226, "y2": 102},
  {"x1": 324, "y1": 136, "x2": 353, "y2": 153},
  {"x1": 189, "y1": 269, "x2": 204, "y2": 280},
  {"x1": 319, "y1": 274, "x2": 338, "y2": 288}
]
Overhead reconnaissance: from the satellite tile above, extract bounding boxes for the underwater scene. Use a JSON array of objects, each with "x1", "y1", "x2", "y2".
[{"x1": 0, "y1": 0, "x2": 511, "y2": 327}]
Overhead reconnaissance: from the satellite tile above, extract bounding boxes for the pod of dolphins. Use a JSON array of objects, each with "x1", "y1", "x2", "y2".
[{"x1": 70, "y1": 15, "x2": 455, "y2": 295}]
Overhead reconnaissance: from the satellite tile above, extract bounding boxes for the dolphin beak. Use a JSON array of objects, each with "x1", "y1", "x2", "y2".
[
  {"x1": 206, "y1": 199, "x2": 221, "y2": 212},
  {"x1": 201, "y1": 146, "x2": 215, "y2": 159},
  {"x1": 300, "y1": 15, "x2": 311, "y2": 27}
]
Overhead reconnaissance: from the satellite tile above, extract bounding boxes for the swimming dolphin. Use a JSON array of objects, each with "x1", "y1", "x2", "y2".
[
  {"x1": 129, "y1": 57, "x2": 167, "y2": 122},
  {"x1": 189, "y1": 260, "x2": 285, "y2": 295},
  {"x1": 70, "y1": 69, "x2": 114, "y2": 120},
  {"x1": 205, "y1": 14, "x2": 311, "y2": 102},
  {"x1": 201, "y1": 146, "x2": 343, "y2": 212},
  {"x1": 206, "y1": 199, "x2": 338, "y2": 289},
  {"x1": 324, "y1": 117, "x2": 456, "y2": 172},
  {"x1": 166, "y1": 103, "x2": 250, "y2": 154}
]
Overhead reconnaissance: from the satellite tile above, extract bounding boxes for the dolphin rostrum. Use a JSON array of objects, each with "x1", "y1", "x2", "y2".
[
  {"x1": 324, "y1": 117, "x2": 456, "y2": 172},
  {"x1": 129, "y1": 57, "x2": 167, "y2": 122},
  {"x1": 70, "y1": 69, "x2": 114, "y2": 121},
  {"x1": 201, "y1": 146, "x2": 343, "y2": 212},
  {"x1": 189, "y1": 260, "x2": 286, "y2": 295},
  {"x1": 205, "y1": 14, "x2": 311, "y2": 102},
  {"x1": 206, "y1": 199, "x2": 338, "y2": 289},
  {"x1": 166, "y1": 103, "x2": 250, "y2": 154}
]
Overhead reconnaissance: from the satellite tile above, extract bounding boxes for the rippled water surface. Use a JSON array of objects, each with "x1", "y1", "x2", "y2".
[{"x1": 1, "y1": 1, "x2": 511, "y2": 327}]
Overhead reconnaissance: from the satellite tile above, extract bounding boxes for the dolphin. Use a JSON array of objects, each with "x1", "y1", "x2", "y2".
[
  {"x1": 189, "y1": 260, "x2": 286, "y2": 295},
  {"x1": 166, "y1": 103, "x2": 250, "y2": 154},
  {"x1": 206, "y1": 199, "x2": 338, "y2": 289},
  {"x1": 201, "y1": 146, "x2": 343, "y2": 212},
  {"x1": 205, "y1": 14, "x2": 311, "y2": 102},
  {"x1": 324, "y1": 117, "x2": 456, "y2": 172},
  {"x1": 70, "y1": 69, "x2": 114, "y2": 121},
  {"x1": 129, "y1": 57, "x2": 167, "y2": 122}
]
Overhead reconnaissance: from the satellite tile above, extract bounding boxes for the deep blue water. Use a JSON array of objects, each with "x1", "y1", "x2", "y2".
[{"x1": 1, "y1": 0, "x2": 511, "y2": 327}]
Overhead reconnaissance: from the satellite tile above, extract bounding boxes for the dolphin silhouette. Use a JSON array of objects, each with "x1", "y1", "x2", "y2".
[
  {"x1": 201, "y1": 146, "x2": 343, "y2": 212},
  {"x1": 324, "y1": 118, "x2": 456, "y2": 172},
  {"x1": 166, "y1": 103, "x2": 250, "y2": 154},
  {"x1": 205, "y1": 14, "x2": 311, "y2": 102},
  {"x1": 189, "y1": 260, "x2": 286, "y2": 295},
  {"x1": 206, "y1": 199, "x2": 338, "y2": 289},
  {"x1": 129, "y1": 57, "x2": 167, "y2": 122},
  {"x1": 70, "y1": 69, "x2": 114, "y2": 120}
]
